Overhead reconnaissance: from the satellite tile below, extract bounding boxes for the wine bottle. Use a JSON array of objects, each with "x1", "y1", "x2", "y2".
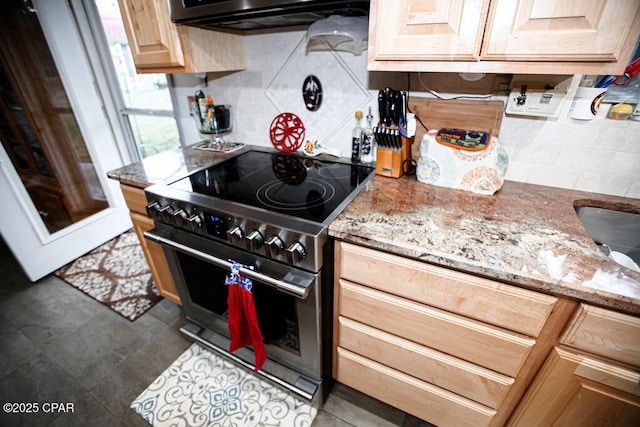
[{"x1": 351, "y1": 110, "x2": 363, "y2": 162}]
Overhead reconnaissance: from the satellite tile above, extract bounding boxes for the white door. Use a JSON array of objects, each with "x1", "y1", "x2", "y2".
[{"x1": 0, "y1": 0, "x2": 132, "y2": 281}]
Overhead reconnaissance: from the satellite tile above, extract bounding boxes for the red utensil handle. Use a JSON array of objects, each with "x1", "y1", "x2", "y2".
[{"x1": 613, "y1": 57, "x2": 640, "y2": 86}]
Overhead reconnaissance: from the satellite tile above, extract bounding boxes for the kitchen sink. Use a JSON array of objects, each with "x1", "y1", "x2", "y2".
[{"x1": 575, "y1": 206, "x2": 640, "y2": 272}]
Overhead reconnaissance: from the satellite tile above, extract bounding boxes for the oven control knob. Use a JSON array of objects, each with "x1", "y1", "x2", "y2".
[
  {"x1": 245, "y1": 230, "x2": 264, "y2": 252},
  {"x1": 286, "y1": 241, "x2": 306, "y2": 265},
  {"x1": 172, "y1": 209, "x2": 188, "y2": 227},
  {"x1": 159, "y1": 205, "x2": 174, "y2": 223},
  {"x1": 146, "y1": 201, "x2": 164, "y2": 220},
  {"x1": 227, "y1": 226, "x2": 244, "y2": 244},
  {"x1": 186, "y1": 214, "x2": 202, "y2": 230},
  {"x1": 264, "y1": 235, "x2": 285, "y2": 258}
]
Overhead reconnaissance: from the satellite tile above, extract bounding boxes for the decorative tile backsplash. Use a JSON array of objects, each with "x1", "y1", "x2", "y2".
[
  {"x1": 265, "y1": 36, "x2": 372, "y2": 148},
  {"x1": 173, "y1": 30, "x2": 640, "y2": 199},
  {"x1": 499, "y1": 107, "x2": 640, "y2": 198}
]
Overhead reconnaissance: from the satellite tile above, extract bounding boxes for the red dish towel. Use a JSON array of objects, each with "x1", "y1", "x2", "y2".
[{"x1": 225, "y1": 262, "x2": 266, "y2": 371}]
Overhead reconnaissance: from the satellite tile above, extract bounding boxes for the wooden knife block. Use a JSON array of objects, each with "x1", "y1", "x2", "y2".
[{"x1": 375, "y1": 133, "x2": 413, "y2": 178}]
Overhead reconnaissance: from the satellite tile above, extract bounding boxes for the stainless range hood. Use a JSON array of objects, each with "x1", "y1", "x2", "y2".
[{"x1": 168, "y1": 0, "x2": 370, "y2": 31}]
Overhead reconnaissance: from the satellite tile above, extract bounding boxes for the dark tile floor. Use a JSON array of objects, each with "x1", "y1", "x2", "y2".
[{"x1": 0, "y1": 239, "x2": 432, "y2": 426}]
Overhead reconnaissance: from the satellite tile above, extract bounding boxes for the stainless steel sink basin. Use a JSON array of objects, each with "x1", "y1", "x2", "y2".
[{"x1": 575, "y1": 206, "x2": 640, "y2": 271}]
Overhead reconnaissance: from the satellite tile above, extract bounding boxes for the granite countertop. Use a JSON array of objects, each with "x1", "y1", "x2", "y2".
[
  {"x1": 108, "y1": 146, "x2": 640, "y2": 315},
  {"x1": 107, "y1": 143, "x2": 251, "y2": 188},
  {"x1": 329, "y1": 176, "x2": 640, "y2": 316}
]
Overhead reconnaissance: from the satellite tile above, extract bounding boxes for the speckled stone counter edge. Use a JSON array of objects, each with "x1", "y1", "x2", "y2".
[{"x1": 329, "y1": 176, "x2": 640, "y2": 315}]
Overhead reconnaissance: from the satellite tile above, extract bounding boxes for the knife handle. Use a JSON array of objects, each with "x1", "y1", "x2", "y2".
[
  {"x1": 392, "y1": 91, "x2": 402, "y2": 126},
  {"x1": 401, "y1": 91, "x2": 407, "y2": 126},
  {"x1": 378, "y1": 91, "x2": 387, "y2": 126}
]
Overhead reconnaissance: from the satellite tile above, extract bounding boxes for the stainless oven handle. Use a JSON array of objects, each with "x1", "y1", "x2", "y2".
[{"x1": 144, "y1": 230, "x2": 312, "y2": 300}]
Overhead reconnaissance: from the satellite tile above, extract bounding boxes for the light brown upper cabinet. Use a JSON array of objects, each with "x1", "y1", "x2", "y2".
[
  {"x1": 372, "y1": 0, "x2": 489, "y2": 62},
  {"x1": 117, "y1": 0, "x2": 246, "y2": 74},
  {"x1": 368, "y1": 0, "x2": 640, "y2": 74}
]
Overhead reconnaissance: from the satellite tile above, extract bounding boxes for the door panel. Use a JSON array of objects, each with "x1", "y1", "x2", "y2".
[
  {"x1": 372, "y1": 0, "x2": 490, "y2": 61},
  {"x1": 483, "y1": 0, "x2": 640, "y2": 61},
  {"x1": 508, "y1": 347, "x2": 640, "y2": 426},
  {"x1": 0, "y1": 0, "x2": 131, "y2": 281}
]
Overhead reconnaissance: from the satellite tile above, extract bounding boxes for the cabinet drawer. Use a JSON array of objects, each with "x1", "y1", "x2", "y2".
[
  {"x1": 339, "y1": 242, "x2": 556, "y2": 337},
  {"x1": 338, "y1": 280, "x2": 535, "y2": 376},
  {"x1": 335, "y1": 347, "x2": 495, "y2": 427},
  {"x1": 337, "y1": 316, "x2": 513, "y2": 408},
  {"x1": 560, "y1": 304, "x2": 640, "y2": 368},
  {"x1": 120, "y1": 184, "x2": 148, "y2": 215}
]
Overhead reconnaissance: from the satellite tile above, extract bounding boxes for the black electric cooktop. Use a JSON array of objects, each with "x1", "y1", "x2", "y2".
[{"x1": 170, "y1": 150, "x2": 374, "y2": 223}]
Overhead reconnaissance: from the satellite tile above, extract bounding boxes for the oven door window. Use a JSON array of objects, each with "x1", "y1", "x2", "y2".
[{"x1": 177, "y1": 252, "x2": 301, "y2": 355}]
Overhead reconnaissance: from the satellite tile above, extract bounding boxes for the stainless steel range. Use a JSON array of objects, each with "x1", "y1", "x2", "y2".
[{"x1": 143, "y1": 148, "x2": 374, "y2": 407}]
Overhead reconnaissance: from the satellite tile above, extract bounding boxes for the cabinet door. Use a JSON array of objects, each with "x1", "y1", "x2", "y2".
[
  {"x1": 118, "y1": 0, "x2": 185, "y2": 68},
  {"x1": 509, "y1": 347, "x2": 640, "y2": 426},
  {"x1": 371, "y1": 0, "x2": 490, "y2": 61},
  {"x1": 483, "y1": 0, "x2": 640, "y2": 62},
  {"x1": 130, "y1": 211, "x2": 181, "y2": 305}
]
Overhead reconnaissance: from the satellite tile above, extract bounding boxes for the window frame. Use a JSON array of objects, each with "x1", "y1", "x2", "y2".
[{"x1": 69, "y1": 0, "x2": 185, "y2": 163}]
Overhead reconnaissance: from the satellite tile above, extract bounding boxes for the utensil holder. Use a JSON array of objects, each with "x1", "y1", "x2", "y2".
[{"x1": 375, "y1": 132, "x2": 413, "y2": 178}]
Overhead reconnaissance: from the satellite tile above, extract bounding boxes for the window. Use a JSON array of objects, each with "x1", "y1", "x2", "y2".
[{"x1": 92, "y1": 0, "x2": 180, "y2": 160}]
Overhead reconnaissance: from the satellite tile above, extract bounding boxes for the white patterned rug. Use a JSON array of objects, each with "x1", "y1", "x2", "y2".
[
  {"x1": 55, "y1": 229, "x2": 161, "y2": 321},
  {"x1": 131, "y1": 343, "x2": 318, "y2": 427}
]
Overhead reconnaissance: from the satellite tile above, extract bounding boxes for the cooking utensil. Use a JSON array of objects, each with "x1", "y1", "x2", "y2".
[
  {"x1": 613, "y1": 57, "x2": 640, "y2": 86},
  {"x1": 302, "y1": 140, "x2": 341, "y2": 157},
  {"x1": 401, "y1": 91, "x2": 408, "y2": 126},
  {"x1": 378, "y1": 90, "x2": 387, "y2": 126},
  {"x1": 373, "y1": 126, "x2": 381, "y2": 147},
  {"x1": 609, "y1": 250, "x2": 640, "y2": 272},
  {"x1": 383, "y1": 128, "x2": 391, "y2": 148},
  {"x1": 595, "y1": 75, "x2": 616, "y2": 88},
  {"x1": 390, "y1": 90, "x2": 401, "y2": 126},
  {"x1": 376, "y1": 126, "x2": 388, "y2": 149},
  {"x1": 384, "y1": 128, "x2": 391, "y2": 149},
  {"x1": 387, "y1": 90, "x2": 395, "y2": 126}
]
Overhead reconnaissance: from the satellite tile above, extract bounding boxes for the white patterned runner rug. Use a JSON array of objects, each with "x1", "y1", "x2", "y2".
[
  {"x1": 55, "y1": 229, "x2": 161, "y2": 321},
  {"x1": 131, "y1": 343, "x2": 318, "y2": 427}
]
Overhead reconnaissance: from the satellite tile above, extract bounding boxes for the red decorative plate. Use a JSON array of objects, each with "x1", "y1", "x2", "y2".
[{"x1": 269, "y1": 113, "x2": 305, "y2": 153}]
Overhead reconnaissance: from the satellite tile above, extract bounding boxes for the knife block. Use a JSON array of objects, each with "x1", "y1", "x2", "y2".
[{"x1": 375, "y1": 133, "x2": 413, "y2": 178}]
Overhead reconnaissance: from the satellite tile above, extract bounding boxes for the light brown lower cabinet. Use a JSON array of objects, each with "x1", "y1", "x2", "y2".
[
  {"x1": 509, "y1": 303, "x2": 640, "y2": 426},
  {"x1": 337, "y1": 279, "x2": 535, "y2": 377},
  {"x1": 508, "y1": 346, "x2": 640, "y2": 426},
  {"x1": 336, "y1": 346, "x2": 496, "y2": 427},
  {"x1": 332, "y1": 241, "x2": 640, "y2": 426},
  {"x1": 337, "y1": 316, "x2": 514, "y2": 409},
  {"x1": 120, "y1": 184, "x2": 181, "y2": 305},
  {"x1": 332, "y1": 241, "x2": 577, "y2": 427}
]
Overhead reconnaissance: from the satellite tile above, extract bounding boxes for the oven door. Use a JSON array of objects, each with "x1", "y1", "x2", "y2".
[{"x1": 144, "y1": 223, "x2": 323, "y2": 401}]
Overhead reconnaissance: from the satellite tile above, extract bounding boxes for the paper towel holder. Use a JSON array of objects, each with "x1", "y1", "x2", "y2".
[{"x1": 305, "y1": 15, "x2": 368, "y2": 55}]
